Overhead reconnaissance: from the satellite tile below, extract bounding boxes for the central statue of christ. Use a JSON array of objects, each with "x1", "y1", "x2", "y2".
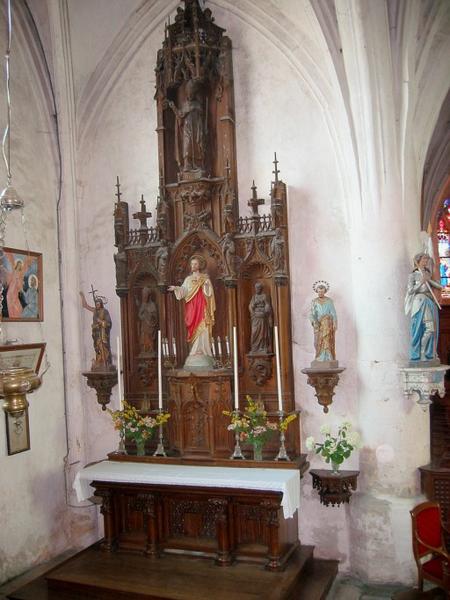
[{"x1": 168, "y1": 255, "x2": 215, "y2": 370}]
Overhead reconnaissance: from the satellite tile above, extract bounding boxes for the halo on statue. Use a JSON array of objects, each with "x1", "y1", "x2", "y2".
[
  {"x1": 312, "y1": 280, "x2": 330, "y2": 293},
  {"x1": 190, "y1": 254, "x2": 207, "y2": 271}
]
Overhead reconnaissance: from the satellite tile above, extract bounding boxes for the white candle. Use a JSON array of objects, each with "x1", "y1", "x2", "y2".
[
  {"x1": 163, "y1": 338, "x2": 169, "y2": 357},
  {"x1": 116, "y1": 336, "x2": 123, "y2": 409},
  {"x1": 233, "y1": 326, "x2": 239, "y2": 411},
  {"x1": 225, "y1": 336, "x2": 230, "y2": 356},
  {"x1": 158, "y1": 330, "x2": 162, "y2": 410},
  {"x1": 217, "y1": 336, "x2": 222, "y2": 357},
  {"x1": 274, "y1": 325, "x2": 283, "y2": 412},
  {"x1": 211, "y1": 338, "x2": 216, "y2": 357},
  {"x1": 172, "y1": 337, "x2": 177, "y2": 357}
]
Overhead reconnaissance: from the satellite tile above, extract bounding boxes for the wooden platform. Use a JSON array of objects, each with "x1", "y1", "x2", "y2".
[{"x1": 5, "y1": 543, "x2": 338, "y2": 600}]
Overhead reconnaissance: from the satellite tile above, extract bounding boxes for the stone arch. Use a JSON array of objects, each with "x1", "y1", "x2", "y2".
[{"x1": 76, "y1": 0, "x2": 360, "y2": 213}]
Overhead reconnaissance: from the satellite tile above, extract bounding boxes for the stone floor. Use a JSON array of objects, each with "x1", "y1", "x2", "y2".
[{"x1": 328, "y1": 575, "x2": 445, "y2": 599}]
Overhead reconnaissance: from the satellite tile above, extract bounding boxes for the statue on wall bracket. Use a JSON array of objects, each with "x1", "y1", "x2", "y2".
[
  {"x1": 302, "y1": 281, "x2": 344, "y2": 413},
  {"x1": 168, "y1": 254, "x2": 215, "y2": 370},
  {"x1": 309, "y1": 280, "x2": 338, "y2": 369},
  {"x1": 401, "y1": 249, "x2": 447, "y2": 409},
  {"x1": 405, "y1": 252, "x2": 442, "y2": 366},
  {"x1": 80, "y1": 285, "x2": 117, "y2": 410}
]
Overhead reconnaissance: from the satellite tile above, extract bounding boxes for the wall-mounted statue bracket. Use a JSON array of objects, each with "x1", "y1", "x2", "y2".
[
  {"x1": 399, "y1": 364, "x2": 448, "y2": 410},
  {"x1": 83, "y1": 370, "x2": 118, "y2": 411},
  {"x1": 302, "y1": 367, "x2": 345, "y2": 413}
]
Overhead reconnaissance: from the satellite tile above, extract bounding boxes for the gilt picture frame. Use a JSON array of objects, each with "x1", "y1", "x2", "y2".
[{"x1": 0, "y1": 247, "x2": 43, "y2": 321}]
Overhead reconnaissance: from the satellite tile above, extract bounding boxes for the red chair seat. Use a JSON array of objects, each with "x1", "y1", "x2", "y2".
[
  {"x1": 423, "y1": 557, "x2": 444, "y2": 579},
  {"x1": 411, "y1": 501, "x2": 450, "y2": 593}
]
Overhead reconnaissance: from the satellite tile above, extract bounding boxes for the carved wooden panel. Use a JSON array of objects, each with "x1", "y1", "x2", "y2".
[
  {"x1": 167, "y1": 372, "x2": 234, "y2": 458},
  {"x1": 91, "y1": 480, "x2": 297, "y2": 570}
]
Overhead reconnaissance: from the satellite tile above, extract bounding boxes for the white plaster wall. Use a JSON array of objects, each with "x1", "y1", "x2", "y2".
[{"x1": 0, "y1": 13, "x2": 94, "y2": 585}]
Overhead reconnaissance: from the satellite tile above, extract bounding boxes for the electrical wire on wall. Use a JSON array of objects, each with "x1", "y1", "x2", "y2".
[{"x1": 23, "y1": 0, "x2": 94, "y2": 509}]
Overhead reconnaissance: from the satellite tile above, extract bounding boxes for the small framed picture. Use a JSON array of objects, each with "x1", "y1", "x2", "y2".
[
  {"x1": 5, "y1": 411, "x2": 30, "y2": 455},
  {"x1": 0, "y1": 343, "x2": 45, "y2": 373},
  {"x1": 0, "y1": 247, "x2": 43, "y2": 321}
]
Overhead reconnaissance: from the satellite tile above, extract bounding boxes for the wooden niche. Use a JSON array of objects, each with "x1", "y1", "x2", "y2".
[{"x1": 112, "y1": 0, "x2": 300, "y2": 462}]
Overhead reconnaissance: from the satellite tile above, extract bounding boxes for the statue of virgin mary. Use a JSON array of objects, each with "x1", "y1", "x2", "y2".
[{"x1": 168, "y1": 255, "x2": 215, "y2": 369}]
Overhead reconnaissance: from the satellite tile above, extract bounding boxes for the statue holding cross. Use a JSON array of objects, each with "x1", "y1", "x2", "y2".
[{"x1": 80, "y1": 285, "x2": 114, "y2": 372}]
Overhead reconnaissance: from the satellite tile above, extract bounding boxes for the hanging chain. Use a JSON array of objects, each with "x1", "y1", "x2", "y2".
[{"x1": 2, "y1": 0, "x2": 12, "y2": 184}]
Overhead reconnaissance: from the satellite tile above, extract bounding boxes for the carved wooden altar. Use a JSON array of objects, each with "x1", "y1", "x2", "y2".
[
  {"x1": 113, "y1": 0, "x2": 300, "y2": 461},
  {"x1": 91, "y1": 480, "x2": 298, "y2": 571}
]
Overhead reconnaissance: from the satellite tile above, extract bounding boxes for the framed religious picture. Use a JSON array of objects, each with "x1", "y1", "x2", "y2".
[
  {"x1": 0, "y1": 247, "x2": 43, "y2": 321},
  {"x1": 0, "y1": 343, "x2": 45, "y2": 373},
  {"x1": 5, "y1": 410, "x2": 30, "y2": 455},
  {"x1": 1, "y1": 343, "x2": 45, "y2": 455}
]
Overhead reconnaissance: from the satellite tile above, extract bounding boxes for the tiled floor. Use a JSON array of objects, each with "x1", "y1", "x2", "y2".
[{"x1": 328, "y1": 576, "x2": 445, "y2": 599}]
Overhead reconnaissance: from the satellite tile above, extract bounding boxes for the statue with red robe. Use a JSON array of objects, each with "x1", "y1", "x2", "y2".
[{"x1": 168, "y1": 255, "x2": 215, "y2": 370}]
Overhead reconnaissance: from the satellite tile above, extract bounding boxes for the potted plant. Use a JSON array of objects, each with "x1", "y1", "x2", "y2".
[
  {"x1": 108, "y1": 401, "x2": 170, "y2": 456},
  {"x1": 305, "y1": 422, "x2": 360, "y2": 473}
]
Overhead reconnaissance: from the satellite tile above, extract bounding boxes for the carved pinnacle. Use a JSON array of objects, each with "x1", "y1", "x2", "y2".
[{"x1": 115, "y1": 175, "x2": 122, "y2": 203}]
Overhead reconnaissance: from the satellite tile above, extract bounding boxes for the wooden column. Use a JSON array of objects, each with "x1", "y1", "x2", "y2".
[
  {"x1": 94, "y1": 488, "x2": 116, "y2": 552},
  {"x1": 143, "y1": 494, "x2": 159, "y2": 558},
  {"x1": 262, "y1": 500, "x2": 282, "y2": 571},
  {"x1": 209, "y1": 498, "x2": 232, "y2": 566}
]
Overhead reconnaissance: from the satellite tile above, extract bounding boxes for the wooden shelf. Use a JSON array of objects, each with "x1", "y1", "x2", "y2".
[{"x1": 310, "y1": 469, "x2": 359, "y2": 506}]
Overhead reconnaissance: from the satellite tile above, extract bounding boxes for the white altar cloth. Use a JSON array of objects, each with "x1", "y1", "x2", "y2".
[{"x1": 73, "y1": 461, "x2": 300, "y2": 519}]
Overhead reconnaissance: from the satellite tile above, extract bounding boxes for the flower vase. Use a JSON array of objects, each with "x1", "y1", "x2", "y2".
[
  {"x1": 331, "y1": 460, "x2": 340, "y2": 474},
  {"x1": 252, "y1": 441, "x2": 264, "y2": 461},
  {"x1": 135, "y1": 438, "x2": 146, "y2": 456}
]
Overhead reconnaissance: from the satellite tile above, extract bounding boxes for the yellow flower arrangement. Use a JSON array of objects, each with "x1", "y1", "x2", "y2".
[
  {"x1": 223, "y1": 395, "x2": 297, "y2": 455},
  {"x1": 108, "y1": 401, "x2": 170, "y2": 453}
]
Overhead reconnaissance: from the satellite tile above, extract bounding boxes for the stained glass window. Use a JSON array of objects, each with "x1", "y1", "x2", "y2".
[{"x1": 437, "y1": 198, "x2": 450, "y2": 298}]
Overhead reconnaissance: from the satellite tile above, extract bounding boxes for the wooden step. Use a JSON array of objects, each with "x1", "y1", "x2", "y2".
[{"x1": 5, "y1": 543, "x2": 338, "y2": 600}]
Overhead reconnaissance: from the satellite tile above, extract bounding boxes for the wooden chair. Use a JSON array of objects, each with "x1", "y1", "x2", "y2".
[{"x1": 411, "y1": 501, "x2": 450, "y2": 596}]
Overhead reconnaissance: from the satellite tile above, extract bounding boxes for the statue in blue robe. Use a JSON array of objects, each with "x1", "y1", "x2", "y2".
[{"x1": 405, "y1": 253, "x2": 442, "y2": 362}]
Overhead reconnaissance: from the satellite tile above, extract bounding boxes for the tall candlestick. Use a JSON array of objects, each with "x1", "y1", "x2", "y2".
[
  {"x1": 225, "y1": 336, "x2": 230, "y2": 356},
  {"x1": 274, "y1": 325, "x2": 283, "y2": 412},
  {"x1": 217, "y1": 336, "x2": 223, "y2": 358},
  {"x1": 158, "y1": 330, "x2": 163, "y2": 410},
  {"x1": 116, "y1": 336, "x2": 123, "y2": 409},
  {"x1": 211, "y1": 337, "x2": 216, "y2": 357},
  {"x1": 233, "y1": 326, "x2": 239, "y2": 411},
  {"x1": 172, "y1": 337, "x2": 177, "y2": 358}
]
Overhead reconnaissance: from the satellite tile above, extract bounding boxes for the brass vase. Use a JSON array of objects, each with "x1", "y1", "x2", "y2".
[{"x1": 0, "y1": 367, "x2": 42, "y2": 416}]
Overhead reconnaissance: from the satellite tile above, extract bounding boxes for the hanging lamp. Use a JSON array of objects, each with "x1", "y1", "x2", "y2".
[{"x1": 0, "y1": 0, "x2": 23, "y2": 212}]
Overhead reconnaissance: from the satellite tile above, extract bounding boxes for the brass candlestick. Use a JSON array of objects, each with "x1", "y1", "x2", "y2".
[
  {"x1": 153, "y1": 409, "x2": 167, "y2": 457},
  {"x1": 230, "y1": 411, "x2": 245, "y2": 459}
]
